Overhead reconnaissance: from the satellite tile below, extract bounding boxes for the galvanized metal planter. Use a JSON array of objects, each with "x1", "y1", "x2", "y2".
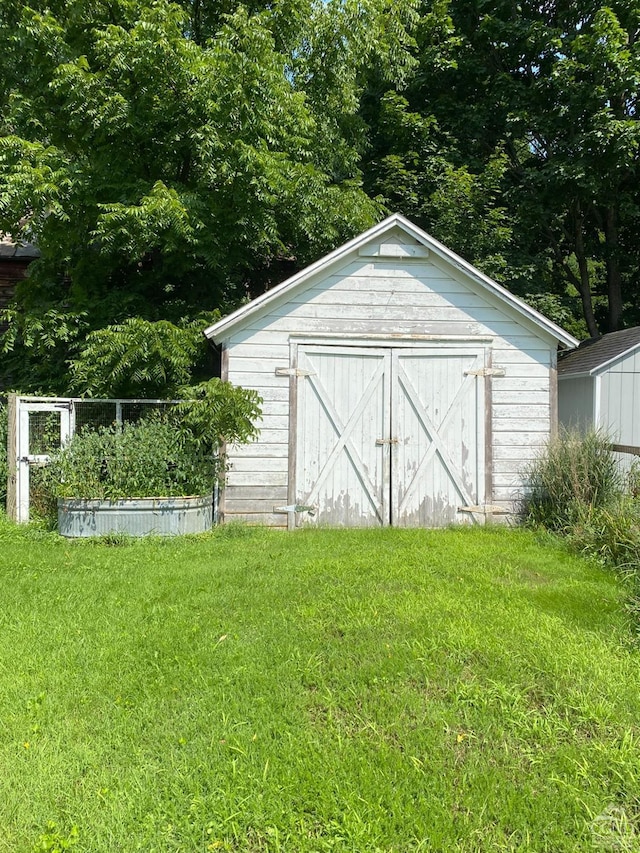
[{"x1": 58, "y1": 495, "x2": 213, "y2": 538}]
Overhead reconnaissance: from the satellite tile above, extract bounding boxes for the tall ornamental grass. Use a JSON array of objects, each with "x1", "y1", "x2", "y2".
[
  {"x1": 522, "y1": 430, "x2": 640, "y2": 597},
  {"x1": 566, "y1": 498, "x2": 640, "y2": 574},
  {"x1": 521, "y1": 428, "x2": 623, "y2": 532}
]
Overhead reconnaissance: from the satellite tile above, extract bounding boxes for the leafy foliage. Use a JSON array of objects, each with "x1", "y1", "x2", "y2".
[
  {"x1": 521, "y1": 429, "x2": 623, "y2": 532},
  {"x1": 46, "y1": 417, "x2": 219, "y2": 499},
  {"x1": 0, "y1": 0, "x2": 420, "y2": 392},
  {"x1": 7, "y1": 0, "x2": 640, "y2": 389},
  {"x1": 0, "y1": 308, "x2": 90, "y2": 395},
  {"x1": 176, "y1": 379, "x2": 263, "y2": 453},
  {"x1": 68, "y1": 314, "x2": 220, "y2": 398},
  {"x1": 0, "y1": 0, "x2": 425, "y2": 392},
  {"x1": 43, "y1": 380, "x2": 261, "y2": 499},
  {"x1": 361, "y1": 0, "x2": 640, "y2": 336}
]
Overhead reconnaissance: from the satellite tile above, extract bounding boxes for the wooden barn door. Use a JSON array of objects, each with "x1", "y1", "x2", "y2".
[
  {"x1": 294, "y1": 346, "x2": 392, "y2": 527},
  {"x1": 294, "y1": 344, "x2": 486, "y2": 527},
  {"x1": 391, "y1": 347, "x2": 486, "y2": 527}
]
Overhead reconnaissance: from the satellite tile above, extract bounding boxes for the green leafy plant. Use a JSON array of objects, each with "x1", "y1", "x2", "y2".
[
  {"x1": 44, "y1": 381, "x2": 261, "y2": 501},
  {"x1": 0, "y1": 308, "x2": 90, "y2": 395},
  {"x1": 521, "y1": 428, "x2": 623, "y2": 532},
  {"x1": 176, "y1": 379, "x2": 262, "y2": 454},
  {"x1": 32, "y1": 822, "x2": 78, "y2": 853},
  {"x1": 46, "y1": 416, "x2": 218, "y2": 500},
  {"x1": 68, "y1": 314, "x2": 221, "y2": 399}
]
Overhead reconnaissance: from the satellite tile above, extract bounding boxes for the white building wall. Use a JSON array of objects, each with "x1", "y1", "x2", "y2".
[
  {"x1": 220, "y1": 230, "x2": 557, "y2": 525},
  {"x1": 599, "y1": 355, "x2": 639, "y2": 446},
  {"x1": 558, "y1": 376, "x2": 594, "y2": 431}
]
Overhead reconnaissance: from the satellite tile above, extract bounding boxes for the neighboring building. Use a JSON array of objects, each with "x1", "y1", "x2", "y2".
[
  {"x1": 205, "y1": 214, "x2": 578, "y2": 528},
  {"x1": 0, "y1": 234, "x2": 39, "y2": 320},
  {"x1": 558, "y1": 327, "x2": 640, "y2": 467}
]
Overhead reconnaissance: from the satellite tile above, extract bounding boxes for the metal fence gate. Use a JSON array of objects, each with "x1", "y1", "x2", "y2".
[{"x1": 6, "y1": 395, "x2": 176, "y2": 523}]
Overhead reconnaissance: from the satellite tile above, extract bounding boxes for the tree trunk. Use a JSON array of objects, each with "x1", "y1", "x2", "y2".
[
  {"x1": 573, "y1": 203, "x2": 600, "y2": 338},
  {"x1": 603, "y1": 205, "x2": 623, "y2": 332}
]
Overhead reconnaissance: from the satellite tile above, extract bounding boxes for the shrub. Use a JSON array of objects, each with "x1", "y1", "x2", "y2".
[
  {"x1": 176, "y1": 378, "x2": 262, "y2": 453},
  {"x1": 68, "y1": 315, "x2": 218, "y2": 398},
  {"x1": 43, "y1": 378, "x2": 261, "y2": 503},
  {"x1": 565, "y1": 498, "x2": 640, "y2": 574},
  {"x1": 45, "y1": 416, "x2": 218, "y2": 500},
  {"x1": 521, "y1": 428, "x2": 623, "y2": 531}
]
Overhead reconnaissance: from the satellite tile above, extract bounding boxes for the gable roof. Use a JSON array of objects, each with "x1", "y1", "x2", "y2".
[
  {"x1": 557, "y1": 327, "x2": 640, "y2": 377},
  {"x1": 204, "y1": 213, "x2": 579, "y2": 348}
]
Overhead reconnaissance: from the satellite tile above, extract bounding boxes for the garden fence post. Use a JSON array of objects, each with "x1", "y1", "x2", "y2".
[{"x1": 6, "y1": 394, "x2": 17, "y2": 522}]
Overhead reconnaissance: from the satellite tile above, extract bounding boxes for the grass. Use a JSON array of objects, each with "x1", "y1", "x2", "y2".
[{"x1": 0, "y1": 518, "x2": 639, "y2": 852}]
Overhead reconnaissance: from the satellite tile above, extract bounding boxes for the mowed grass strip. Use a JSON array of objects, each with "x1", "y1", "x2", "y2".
[{"x1": 0, "y1": 519, "x2": 638, "y2": 852}]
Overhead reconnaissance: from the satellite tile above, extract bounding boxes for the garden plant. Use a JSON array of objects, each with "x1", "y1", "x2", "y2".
[
  {"x1": 522, "y1": 428, "x2": 640, "y2": 589},
  {"x1": 36, "y1": 379, "x2": 261, "y2": 525}
]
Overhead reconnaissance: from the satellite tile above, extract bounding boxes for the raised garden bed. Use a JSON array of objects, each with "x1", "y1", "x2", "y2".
[{"x1": 58, "y1": 494, "x2": 213, "y2": 537}]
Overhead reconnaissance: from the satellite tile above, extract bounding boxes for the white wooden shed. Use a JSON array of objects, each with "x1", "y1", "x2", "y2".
[
  {"x1": 558, "y1": 327, "x2": 640, "y2": 465},
  {"x1": 205, "y1": 214, "x2": 578, "y2": 528}
]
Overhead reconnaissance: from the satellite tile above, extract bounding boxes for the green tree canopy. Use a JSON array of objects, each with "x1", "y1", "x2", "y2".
[
  {"x1": 362, "y1": 0, "x2": 640, "y2": 337},
  {"x1": 5, "y1": 0, "x2": 640, "y2": 396},
  {"x1": 0, "y1": 0, "x2": 416, "y2": 392}
]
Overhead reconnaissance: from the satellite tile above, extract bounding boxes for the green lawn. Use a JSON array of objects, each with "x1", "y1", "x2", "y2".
[{"x1": 0, "y1": 518, "x2": 638, "y2": 852}]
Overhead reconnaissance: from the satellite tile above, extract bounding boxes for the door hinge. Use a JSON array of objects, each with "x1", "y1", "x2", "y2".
[
  {"x1": 273, "y1": 504, "x2": 316, "y2": 515},
  {"x1": 275, "y1": 367, "x2": 315, "y2": 377},
  {"x1": 458, "y1": 504, "x2": 511, "y2": 515},
  {"x1": 464, "y1": 367, "x2": 505, "y2": 377}
]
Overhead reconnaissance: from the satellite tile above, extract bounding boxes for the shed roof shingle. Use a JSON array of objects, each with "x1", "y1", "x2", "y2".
[
  {"x1": 557, "y1": 327, "x2": 640, "y2": 376},
  {"x1": 0, "y1": 234, "x2": 40, "y2": 259}
]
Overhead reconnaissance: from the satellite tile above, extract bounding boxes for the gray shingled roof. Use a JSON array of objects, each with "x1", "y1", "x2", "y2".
[
  {"x1": 0, "y1": 234, "x2": 40, "y2": 259},
  {"x1": 557, "y1": 327, "x2": 640, "y2": 376}
]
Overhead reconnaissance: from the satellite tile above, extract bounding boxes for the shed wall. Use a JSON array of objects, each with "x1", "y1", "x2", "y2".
[
  {"x1": 221, "y1": 237, "x2": 555, "y2": 526},
  {"x1": 557, "y1": 376, "x2": 594, "y2": 431},
  {"x1": 599, "y1": 355, "x2": 639, "y2": 447}
]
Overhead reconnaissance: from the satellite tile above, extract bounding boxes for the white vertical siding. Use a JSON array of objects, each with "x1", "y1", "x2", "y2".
[
  {"x1": 599, "y1": 352, "x2": 640, "y2": 475},
  {"x1": 599, "y1": 360, "x2": 638, "y2": 446}
]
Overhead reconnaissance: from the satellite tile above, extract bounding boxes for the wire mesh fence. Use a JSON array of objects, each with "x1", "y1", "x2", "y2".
[
  {"x1": 73, "y1": 399, "x2": 178, "y2": 434},
  {"x1": 8, "y1": 396, "x2": 181, "y2": 522},
  {"x1": 28, "y1": 410, "x2": 62, "y2": 456}
]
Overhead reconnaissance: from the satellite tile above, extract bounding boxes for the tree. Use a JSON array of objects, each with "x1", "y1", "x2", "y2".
[
  {"x1": 0, "y1": 0, "x2": 418, "y2": 392},
  {"x1": 361, "y1": 0, "x2": 640, "y2": 336},
  {"x1": 67, "y1": 314, "x2": 220, "y2": 398}
]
